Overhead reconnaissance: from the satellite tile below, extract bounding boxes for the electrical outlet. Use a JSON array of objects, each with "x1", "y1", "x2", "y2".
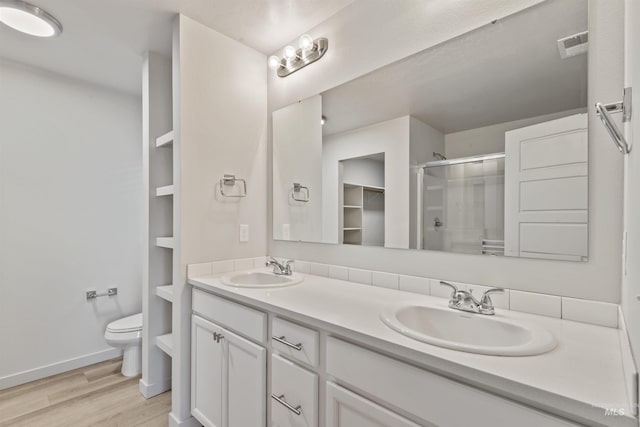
[{"x1": 239, "y1": 224, "x2": 249, "y2": 242}]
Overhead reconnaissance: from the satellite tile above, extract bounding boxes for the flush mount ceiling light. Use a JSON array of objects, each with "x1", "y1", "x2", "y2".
[
  {"x1": 268, "y1": 34, "x2": 328, "y2": 78},
  {"x1": 0, "y1": 0, "x2": 62, "y2": 37}
]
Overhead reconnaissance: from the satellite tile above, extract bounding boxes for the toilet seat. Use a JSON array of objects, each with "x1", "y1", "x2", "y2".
[{"x1": 107, "y1": 313, "x2": 142, "y2": 333}]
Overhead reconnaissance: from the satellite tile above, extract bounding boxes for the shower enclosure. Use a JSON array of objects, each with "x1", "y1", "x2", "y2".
[{"x1": 417, "y1": 153, "x2": 505, "y2": 255}]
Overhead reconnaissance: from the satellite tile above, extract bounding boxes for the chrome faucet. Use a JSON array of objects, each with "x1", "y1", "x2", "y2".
[
  {"x1": 440, "y1": 281, "x2": 504, "y2": 315},
  {"x1": 266, "y1": 257, "x2": 294, "y2": 276}
]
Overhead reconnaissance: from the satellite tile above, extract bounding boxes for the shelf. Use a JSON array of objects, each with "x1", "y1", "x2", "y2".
[
  {"x1": 155, "y1": 285, "x2": 174, "y2": 303},
  {"x1": 426, "y1": 185, "x2": 444, "y2": 191},
  {"x1": 155, "y1": 185, "x2": 175, "y2": 197},
  {"x1": 426, "y1": 206, "x2": 443, "y2": 211},
  {"x1": 156, "y1": 237, "x2": 174, "y2": 249},
  {"x1": 155, "y1": 130, "x2": 174, "y2": 148},
  {"x1": 343, "y1": 205, "x2": 362, "y2": 209},
  {"x1": 156, "y1": 333, "x2": 173, "y2": 357},
  {"x1": 343, "y1": 228, "x2": 362, "y2": 231},
  {"x1": 344, "y1": 182, "x2": 385, "y2": 191}
]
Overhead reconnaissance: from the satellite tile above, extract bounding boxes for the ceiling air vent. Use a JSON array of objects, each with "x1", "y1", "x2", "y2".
[{"x1": 557, "y1": 31, "x2": 588, "y2": 59}]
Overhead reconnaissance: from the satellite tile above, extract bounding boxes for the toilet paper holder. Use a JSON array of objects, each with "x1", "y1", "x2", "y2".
[{"x1": 86, "y1": 287, "x2": 118, "y2": 300}]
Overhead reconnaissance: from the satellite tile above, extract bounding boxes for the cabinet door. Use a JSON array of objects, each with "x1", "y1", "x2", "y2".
[
  {"x1": 192, "y1": 315, "x2": 267, "y2": 427},
  {"x1": 226, "y1": 328, "x2": 266, "y2": 427},
  {"x1": 326, "y1": 383, "x2": 422, "y2": 427},
  {"x1": 192, "y1": 315, "x2": 225, "y2": 427}
]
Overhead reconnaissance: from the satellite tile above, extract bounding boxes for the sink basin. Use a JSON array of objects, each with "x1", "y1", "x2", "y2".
[
  {"x1": 220, "y1": 271, "x2": 303, "y2": 288},
  {"x1": 380, "y1": 304, "x2": 556, "y2": 356}
]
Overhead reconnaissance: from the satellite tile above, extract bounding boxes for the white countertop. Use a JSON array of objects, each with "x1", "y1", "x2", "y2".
[{"x1": 189, "y1": 269, "x2": 637, "y2": 427}]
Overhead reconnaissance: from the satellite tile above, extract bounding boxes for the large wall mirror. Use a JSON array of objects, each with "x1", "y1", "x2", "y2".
[{"x1": 273, "y1": 0, "x2": 589, "y2": 262}]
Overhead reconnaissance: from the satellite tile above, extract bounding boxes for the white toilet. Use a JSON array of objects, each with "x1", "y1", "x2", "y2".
[{"x1": 104, "y1": 313, "x2": 143, "y2": 377}]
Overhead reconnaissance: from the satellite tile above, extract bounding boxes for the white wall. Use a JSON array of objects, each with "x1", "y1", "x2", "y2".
[
  {"x1": 273, "y1": 95, "x2": 323, "y2": 242},
  {"x1": 444, "y1": 108, "x2": 587, "y2": 158},
  {"x1": 0, "y1": 60, "x2": 142, "y2": 388},
  {"x1": 342, "y1": 158, "x2": 385, "y2": 188},
  {"x1": 269, "y1": 0, "x2": 625, "y2": 303},
  {"x1": 171, "y1": 15, "x2": 267, "y2": 423},
  {"x1": 177, "y1": 16, "x2": 267, "y2": 266},
  {"x1": 322, "y1": 117, "x2": 410, "y2": 247},
  {"x1": 622, "y1": 0, "x2": 640, "y2": 367}
]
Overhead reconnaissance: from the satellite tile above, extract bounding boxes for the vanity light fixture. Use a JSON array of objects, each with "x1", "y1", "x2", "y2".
[
  {"x1": 268, "y1": 34, "x2": 329, "y2": 78},
  {"x1": 0, "y1": 0, "x2": 62, "y2": 37}
]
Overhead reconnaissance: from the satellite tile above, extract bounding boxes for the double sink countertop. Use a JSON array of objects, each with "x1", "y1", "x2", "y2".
[{"x1": 189, "y1": 269, "x2": 636, "y2": 427}]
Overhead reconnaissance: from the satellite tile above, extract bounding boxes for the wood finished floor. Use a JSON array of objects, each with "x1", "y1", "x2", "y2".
[{"x1": 0, "y1": 358, "x2": 171, "y2": 427}]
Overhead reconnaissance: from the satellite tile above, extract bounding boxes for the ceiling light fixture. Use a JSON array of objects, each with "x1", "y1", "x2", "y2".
[
  {"x1": 0, "y1": 0, "x2": 62, "y2": 37},
  {"x1": 268, "y1": 35, "x2": 328, "y2": 78}
]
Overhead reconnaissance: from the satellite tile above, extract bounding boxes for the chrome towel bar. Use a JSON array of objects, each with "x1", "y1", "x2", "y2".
[
  {"x1": 219, "y1": 174, "x2": 247, "y2": 197},
  {"x1": 595, "y1": 87, "x2": 632, "y2": 154},
  {"x1": 291, "y1": 183, "x2": 310, "y2": 202}
]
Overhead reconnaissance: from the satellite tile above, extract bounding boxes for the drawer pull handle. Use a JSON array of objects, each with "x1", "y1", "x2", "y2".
[
  {"x1": 272, "y1": 393, "x2": 302, "y2": 415},
  {"x1": 273, "y1": 335, "x2": 303, "y2": 351}
]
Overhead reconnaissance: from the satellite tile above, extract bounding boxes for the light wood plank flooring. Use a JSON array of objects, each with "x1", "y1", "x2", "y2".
[{"x1": 0, "y1": 358, "x2": 171, "y2": 427}]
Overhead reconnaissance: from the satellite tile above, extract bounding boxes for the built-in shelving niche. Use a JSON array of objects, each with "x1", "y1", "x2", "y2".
[{"x1": 141, "y1": 52, "x2": 175, "y2": 399}]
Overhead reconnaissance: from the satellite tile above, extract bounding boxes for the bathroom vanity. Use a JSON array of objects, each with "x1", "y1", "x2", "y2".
[{"x1": 188, "y1": 270, "x2": 635, "y2": 427}]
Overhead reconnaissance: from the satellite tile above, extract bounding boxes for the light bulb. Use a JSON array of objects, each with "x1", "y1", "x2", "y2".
[
  {"x1": 299, "y1": 34, "x2": 314, "y2": 51},
  {"x1": 268, "y1": 55, "x2": 281, "y2": 70},
  {"x1": 0, "y1": 2, "x2": 62, "y2": 37},
  {"x1": 283, "y1": 45, "x2": 297, "y2": 61}
]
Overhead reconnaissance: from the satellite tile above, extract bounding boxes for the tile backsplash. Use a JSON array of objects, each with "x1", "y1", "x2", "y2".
[
  {"x1": 289, "y1": 259, "x2": 619, "y2": 329},
  {"x1": 187, "y1": 256, "x2": 619, "y2": 329}
]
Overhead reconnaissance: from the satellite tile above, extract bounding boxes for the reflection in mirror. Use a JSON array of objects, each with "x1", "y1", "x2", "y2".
[
  {"x1": 340, "y1": 154, "x2": 385, "y2": 246},
  {"x1": 420, "y1": 154, "x2": 505, "y2": 255},
  {"x1": 272, "y1": 0, "x2": 589, "y2": 261}
]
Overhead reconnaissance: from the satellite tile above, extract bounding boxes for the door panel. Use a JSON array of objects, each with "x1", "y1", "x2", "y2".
[
  {"x1": 226, "y1": 328, "x2": 266, "y2": 427},
  {"x1": 191, "y1": 315, "x2": 225, "y2": 427}
]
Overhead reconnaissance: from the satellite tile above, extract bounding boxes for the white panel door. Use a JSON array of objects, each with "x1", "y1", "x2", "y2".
[
  {"x1": 504, "y1": 113, "x2": 588, "y2": 260},
  {"x1": 326, "y1": 382, "x2": 422, "y2": 427},
  {"x1": 191, "y1": 315, "x2": 225, "y2": 427},
  {"x1": 226, "y1": 328, "x2": 266, "y2": 427}
]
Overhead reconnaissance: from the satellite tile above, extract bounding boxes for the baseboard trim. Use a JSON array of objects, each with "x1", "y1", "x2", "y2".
[
  {"x1": 169, "y1": 413, "x2": 201, "y2": 427},
  {"x1": 139, "y1": 377, "x2": 172, "y2": 398},
  {"x1": 0, "y1": 347, "x2": 122, "y2": 391}
]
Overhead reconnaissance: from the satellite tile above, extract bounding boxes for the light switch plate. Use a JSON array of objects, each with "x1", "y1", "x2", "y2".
[{"x1": 239, "y1": 224, "x2": 249, "y2": 242}]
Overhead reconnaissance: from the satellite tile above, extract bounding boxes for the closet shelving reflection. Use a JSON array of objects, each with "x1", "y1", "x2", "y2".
[{"x1": 343, "y1": 182, "x2": 385, "y2": 245}]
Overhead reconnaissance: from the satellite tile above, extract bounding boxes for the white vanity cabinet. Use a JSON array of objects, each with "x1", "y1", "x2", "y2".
[
  {"x1": 326, "y1": 337, "x2": 581, "y2": 427},
  {"x1": 191, "y1": 290, "x2": 267, "y2": 427},
  {"x1": 189, "y1": 286, "x2": 593, "y2": 427}
]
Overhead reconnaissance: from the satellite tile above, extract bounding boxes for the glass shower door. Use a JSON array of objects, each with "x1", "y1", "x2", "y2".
[{"x1": 422, "y1": 157, "x2": 504, "y2": 255}]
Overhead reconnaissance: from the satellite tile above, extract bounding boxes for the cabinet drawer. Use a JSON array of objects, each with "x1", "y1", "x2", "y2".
[
  {"x1": 192, "y1": 288, "x2": 266, "y2": 343},
  {"x1": 271, "y1": 354, "x2": 318, "y2": 427},
  {"x1": 326, "y1": 337, "x2": 580, "y2": 427},
  {"x1": 272, "y1": 317, "x2": 319, "y2": 367},
  {"x1": 326, "y1": 382, "x2": 421, "y2": 427}
]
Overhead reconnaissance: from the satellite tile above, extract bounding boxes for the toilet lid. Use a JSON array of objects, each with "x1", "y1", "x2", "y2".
[{"x1": 107, "y1": 313, "x2": 143, "y2": 333}]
